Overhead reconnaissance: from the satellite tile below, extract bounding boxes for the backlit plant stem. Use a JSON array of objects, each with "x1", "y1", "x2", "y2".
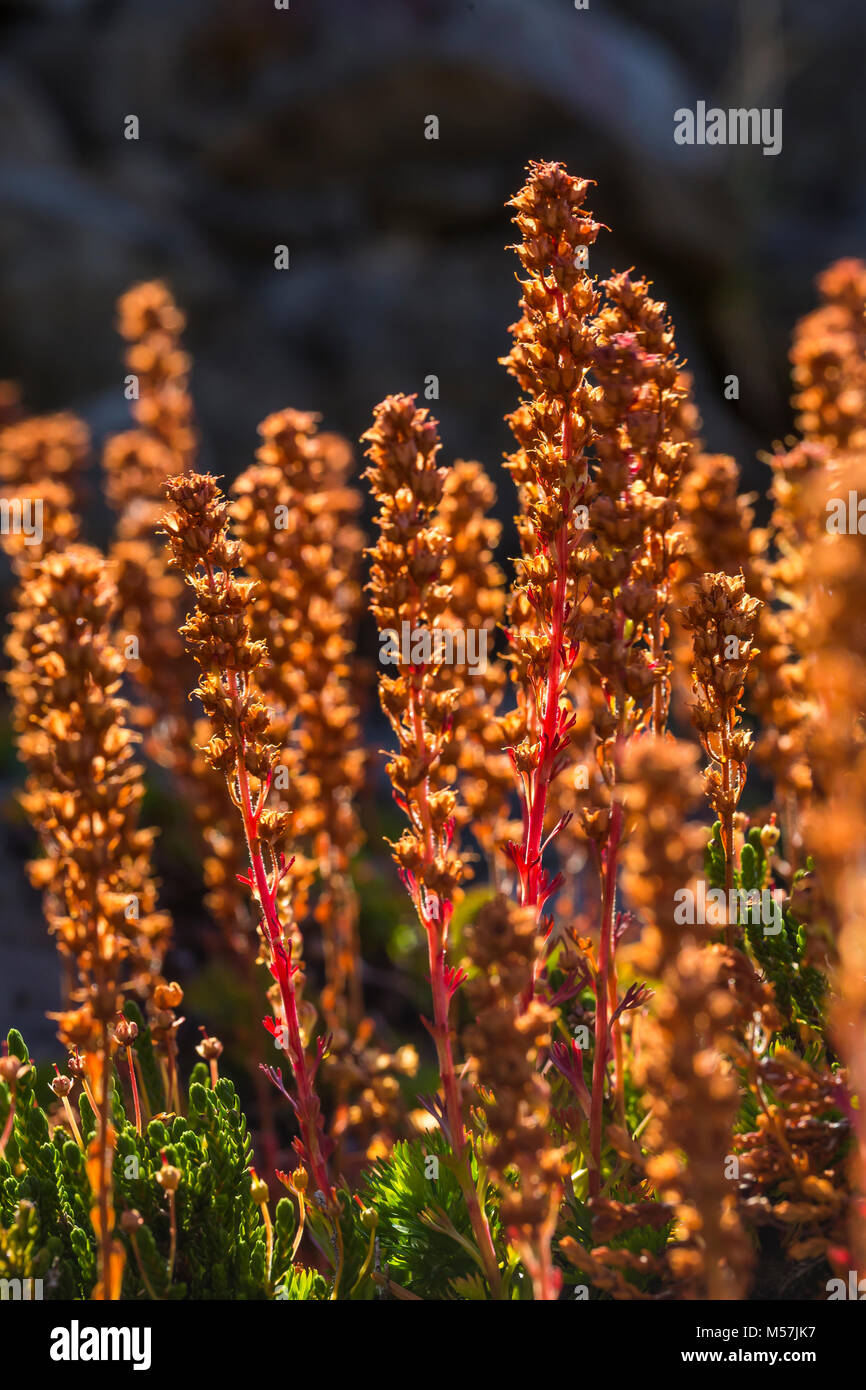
[
  {"x1": 364, "y1": 395, "x2": 502, "y2": 1296},
  {"x1": 162, "y1": 478, "x2": 334, "y2": 1203},
  {"x1": 224, "y1": 650, "x2": 331, "y2": 1200},
  {"x1": 0, "y1": 1096, "x2": 14, "y2": 1157},
  {"x1": 501, "y1": 165, "x2": 601, "y2": 1004},
  {"x1": 408, "y1": 673, "x2": 502, "y2": 1299},
  {"x1": 125, "y1": 1044, "x2": 142, "y2": 1137}
]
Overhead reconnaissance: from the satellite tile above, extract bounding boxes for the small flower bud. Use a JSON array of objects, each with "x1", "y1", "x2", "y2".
[
  {"x1": 290, "y1": 1166, "x2": 309, "y2": 1194},
  {"x1": 67, "y1": 1050, "x2": 86, "y2": 1078},
  {"x1": 156, "y1": 1162, "x2": 181, "y2": 1193},
  {"x1": 196, "y1": 1033, "x2": 224, "y2": 1061},
  {"x1": 115, "y1": 1017, "x2": 139, "y2": 1047},
  {"x1": 760, "y1": 822, "x2": 781, "y2": 850},
  {"x1": 0, "y1": 1056, "x2": 27, "y2": 1085},
  {"x1": 250, "y1": 1174, "x2": 269, "y2": 1205},
  {"x1": 153, "y1": 981, "x2": 183, "y2": 1011}
]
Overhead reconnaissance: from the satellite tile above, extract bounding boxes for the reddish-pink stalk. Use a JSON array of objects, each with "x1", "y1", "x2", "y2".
[
  {"x1": 406, "y1": 670, "x2": 503, "y2": 1298},
  {"x1": 246, "y1": 960, "x2": 280, "y2": 1179},
  {"x1": 125, "y1": 1044, "x2": 142, "y2": 1136},
  {"x1": 517, "y1": 1232, "x2": 562, "y2": 1301},
  {"x1": 204, "y1": 563, "x2": 330, "y2": 1198},
  {"x1": 0, "y1": 1099, "x2": 14, "y2": 1157},
  {"x1": 235, "y1": 724, "x2": 331, "y2": 1197},
  {"x1": 515, "y1": 277, "x2": 582, "y2": 982}
]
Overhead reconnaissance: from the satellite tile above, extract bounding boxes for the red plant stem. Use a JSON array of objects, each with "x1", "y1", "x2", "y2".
[
  {"x1": 589, "y1": 799, "x2": 623, "y2": 1197},
  {"x1": 126, "y1": 1045, "x2": 142, "y2": 1136},
  {"x1": 424, "y1": 912, "x2": 501, "y2": 1296},
  {"x1": 203, "y1": 563, "x2": 330, "y2": 1197},
  {"x1": 425, "y1": 917, "x2": 464, "y2": 1148},
  {"x1": 518, "y1": 280, "x2": 580, "y2": 949},
  {"x1": 607, "y1": 922, "x2": 625, "y2": 1120},
  {"x1": 236, "y1": 746, "x2": 330, "y2": 1197},
  {"x1": 0, "y1": 1097, "x2": 14, "y2": 1157},
  {"x1": 406, "y1": 666, "x2": 502, "y2": 1298},
  {"x1": 517, "y1": 1230, "x2": 561, "y2": 1301}
]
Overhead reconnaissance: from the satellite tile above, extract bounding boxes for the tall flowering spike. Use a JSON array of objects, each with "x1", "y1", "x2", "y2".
[
  {"x1": 3, "y1": 536, "x2": 176, "y2": 1295},
  {"x1": 748, "y1": 442, "x2": 826, "y2": 846},
  {"x1": 363, "y1": 394, "x2": 502, "y2": 1295},
  {"x1": 228, "y1": 414, "x2": 319, "y2": 999},
  {"x1": 556, "y1": 268, "x2": 695, "y2": 1170},
  {"x1": 112, "y1": 282, "x2": 196, "y2": 484},
  {"x1": 232, "y1": 411, "x2": 365, "y2": 843},
  {"x1": 105, "y1": 286, "x2": 196, "y2": 572},
  {"x1": 0, "y1": 413, "x2": 89, "y2": 570},
  {"x1": 232, "y1": 409, "x2": 367, "y2": 1034},
  {"x1": 5, "y1": 545, "x2": 172, "y2": 1039},
  {"x1": 464, "y1": 895, "x2": 565, "y2": 1300},
  {"x1": 103, "y1": 282, "x2": 200, "y2": 825},
  {"x1": 0, "y1": 411, "x2": 90, "y2": 498},
  {"x1": 500, "y1": 160, "x2": 601, "y2": 916},
  {"x1": 672, "y1": 453, "x2": 764, "y2": 726},
  {"x1": 621, "y1": 737, "x2": 751, "y2": 1301},
  {"x1": 161, "y1": 472, "x2": 332, "y2": 1200},
  {"x1": 576, "y1": 307, "x2": 661, "y2": 1163},
  {"x1": 800, "y1": 453, "x2": 866, "y2": 1270},
  {"x1": 676, "y1": 453, "x2": 762, "y2": 586},
  {"x1": 363, "y1": 394, "x2": 460, "y2": 907},
  {"x1": 590, "y1": 269, "x2": 697, "y2": 735},
  {"x1": 791, "y1": 258, "x2": 866, "y2": 457},
  {"x1": 434, "y1": 458, "x2": 511, "y2": 866},
  {"x1": 682, "y1": 572, "x2": 762, "y2": 947}
]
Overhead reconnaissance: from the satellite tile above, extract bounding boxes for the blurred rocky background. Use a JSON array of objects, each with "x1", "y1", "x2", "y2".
[
  {"x1": 1, "y1": 0, "x2": 864, "y2": 1049},
  {"x1": 2, "y1": 0, "x2": 864, "y2": 487}
]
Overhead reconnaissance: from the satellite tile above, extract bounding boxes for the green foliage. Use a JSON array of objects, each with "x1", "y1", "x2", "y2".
[
  {"x1": 122, "y1": 1001, "x2": 166, "y2": 1114},
  {"x1": 360, "y1": 1132, "x2": 500, "y2": 1300},
  {"x1": 0, "y1": 1028, "x2": 281, "y2": 1300},
  {"x1": 740, "y1": 835, "x2": 826, "y2": 1042},
  {"x1": 558, "y1": 1189, "x2": 673, "y2": 1300},
  {"x1": 3, "y1": 1028, "x2": 514, "y2": 1303},
  {"x1": 275, "y1": 1264, "x2": 328, "y2": 1300},
  {"x1": 0, "y1": 1198, "x2": 71, "y2": 1298},
  {"x1": 704, "y1": 823, "x2": 827, "y2": 1047}
]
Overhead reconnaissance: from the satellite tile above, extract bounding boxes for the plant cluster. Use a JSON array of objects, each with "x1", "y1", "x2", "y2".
[{"x1": 0, "y1": 160, "x2": 864, "y2": 1300}]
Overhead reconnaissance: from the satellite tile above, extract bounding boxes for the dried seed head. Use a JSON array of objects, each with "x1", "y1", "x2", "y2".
[
  {"x1": 156, "y1": 1162, "x2": 181, "y2": 1193},
  {"x1": 195, "y1": 1033, "x2": 223, "y2": 1061},
  {"x1": 114, "y1": 1017, "x2": 139, "y2": 1047}
]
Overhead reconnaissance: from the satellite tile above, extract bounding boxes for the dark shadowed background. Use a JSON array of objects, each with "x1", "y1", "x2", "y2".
[{"x1": 1, "y1": 0, "x2": 864, "y2": 1053}]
